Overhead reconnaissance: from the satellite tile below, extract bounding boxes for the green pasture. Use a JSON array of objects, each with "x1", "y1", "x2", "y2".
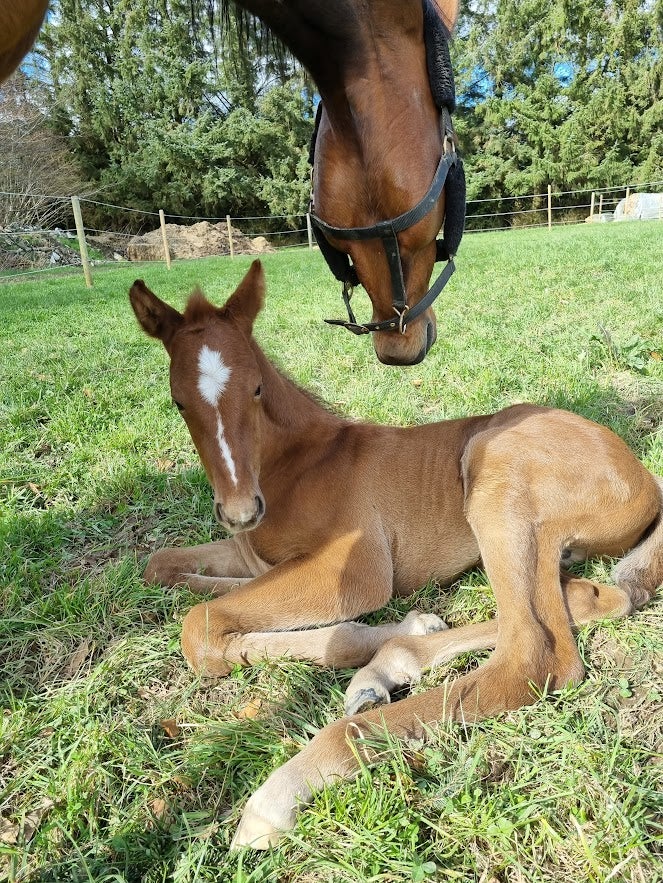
[{"x1": 1, "y1": 222, "x2": 662, "y2": 882}]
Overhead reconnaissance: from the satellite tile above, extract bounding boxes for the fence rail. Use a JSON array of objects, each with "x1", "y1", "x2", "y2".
[{"x1": 1, "y1": 179, "x2": 662, "y2": 285}]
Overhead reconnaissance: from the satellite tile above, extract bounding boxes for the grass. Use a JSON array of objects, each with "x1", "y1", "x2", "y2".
[{"x1": 1, "y1": 221, "x2": 662, "y2": 883}]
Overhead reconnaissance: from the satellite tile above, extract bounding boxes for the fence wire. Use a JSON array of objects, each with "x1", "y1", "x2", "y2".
[{"x1": 1, "y1": 179, "x2": 662, "y2": 283}]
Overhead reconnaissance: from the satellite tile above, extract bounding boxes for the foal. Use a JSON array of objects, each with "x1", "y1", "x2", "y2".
[{"x1": 130, "y1": 261, "x2": 663, "y2": 848}]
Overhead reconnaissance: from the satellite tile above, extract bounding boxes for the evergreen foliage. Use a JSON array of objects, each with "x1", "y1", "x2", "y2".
[
  {"x1": 36, "y1": 0, "x2": 313, "y2": 230},
  {"x1": 452, "y1": 0, "x2": 663, "y2": 209},
  {"x1": 24, "y1": 0, "x2": 663, "y2": 228}
]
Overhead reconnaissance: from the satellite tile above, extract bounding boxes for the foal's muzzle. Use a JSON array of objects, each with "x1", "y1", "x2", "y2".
[{"x1": 214, "y1": 495, "x2": 265, "y2": 532}]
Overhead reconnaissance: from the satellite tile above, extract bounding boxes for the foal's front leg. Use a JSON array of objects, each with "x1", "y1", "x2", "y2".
[
  {"x1": 145, "y1": 538, "x2": 254, "y2": 595},
  {"x1": 179, "y1": 530, "x2": 444, "y2": 676}
]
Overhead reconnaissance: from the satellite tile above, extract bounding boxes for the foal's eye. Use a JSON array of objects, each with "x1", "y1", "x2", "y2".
[
  {"x1": 173, "y1": 400, "x2": 185, "y2": 412},
  {"x1": 254, "y1": 385, "x2": 262, "y2": 399}
]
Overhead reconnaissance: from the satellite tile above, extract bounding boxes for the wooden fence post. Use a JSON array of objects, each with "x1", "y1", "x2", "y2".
[
  {"x1": 159, "y1": 209, "x2": 171, "y2": 269},
  {"x1": 71, "y1": 195, "x2": 92, "y2": 288},
  {"x1": 226, "y1": 215, "x2": 234, "y2": 259},
  {"x1": 590, "y1": 191, "x2": 595, "y2": 219},
  {"x1": 306, "y1": 212, "x2": 314, "y2": 249},
  {"x1": 625, "y1": 186, "x2": 631, "y2": 203},
  {"x1": 598, "y1": 193, "x2": 604, "y2": 216},
  {"x1": 547, "y1": 185, "x2": 552, "y2": 230}
]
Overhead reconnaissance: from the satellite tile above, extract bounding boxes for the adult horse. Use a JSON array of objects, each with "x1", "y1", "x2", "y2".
[
  {"x1": 0, "y1": 0, "x2": 49, "y2": 82},
  {"x1": 228, "y1": 0, "x2": 465, "y2": 365}
]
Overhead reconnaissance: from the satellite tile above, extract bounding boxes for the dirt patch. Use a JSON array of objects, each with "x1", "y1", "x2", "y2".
[
  {"x1": 127, "y1": 221, "x2": 275, "y2": 262},
  {"x1": 87, "y1": 230, "x2": 130, "y2": 260}
]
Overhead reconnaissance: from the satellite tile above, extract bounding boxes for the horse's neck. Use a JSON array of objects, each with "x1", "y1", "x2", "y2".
[
  {"x1": 234, "y1": 1, "x2": 422, "y2": 97},
  {"x1": 252, "y1": 341, "x2": 343, "y2": 465}
]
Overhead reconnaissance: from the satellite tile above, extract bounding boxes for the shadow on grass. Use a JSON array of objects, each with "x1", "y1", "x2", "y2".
[{"x1": 531, "y1": 378, "x2": 663, "y2": 461}]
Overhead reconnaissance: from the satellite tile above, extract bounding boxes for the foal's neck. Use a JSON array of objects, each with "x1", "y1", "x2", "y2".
[{"x1": 251, "y1": 340, "x2": 343, "y2": 459}]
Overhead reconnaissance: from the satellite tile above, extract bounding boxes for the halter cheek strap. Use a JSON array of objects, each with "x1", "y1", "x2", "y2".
[{"x1": 310, "y1": 120, "x2": 464, "y2": 336}]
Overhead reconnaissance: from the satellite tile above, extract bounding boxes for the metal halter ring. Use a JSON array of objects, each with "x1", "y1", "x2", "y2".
[{"x1": 394, "y1": 305, "x2": 409, "y2": 335}]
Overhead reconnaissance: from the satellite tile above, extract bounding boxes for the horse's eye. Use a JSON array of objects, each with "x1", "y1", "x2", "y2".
[
  {"x1": 254, "y1": 385, "x2": 262, "y2": 399},
  {"x1": 174, "y1": 400, "x2": 184, "y2": 412}
]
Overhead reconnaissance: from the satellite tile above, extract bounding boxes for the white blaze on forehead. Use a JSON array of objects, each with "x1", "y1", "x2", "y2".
[
  {"x1": 216, "y1": 416, "x2": 238, "y2": 487},
  {"x1": 196, "y1": 344, "x2": 238, "y2": 487},
  {"x1": 197, "y1": 344, "x2": 231, "y2": 406}
]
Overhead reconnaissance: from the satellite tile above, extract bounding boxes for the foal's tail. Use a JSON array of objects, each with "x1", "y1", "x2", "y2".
[{"x1": 613, "y1": 476, "x2": 663, "y2": 607}]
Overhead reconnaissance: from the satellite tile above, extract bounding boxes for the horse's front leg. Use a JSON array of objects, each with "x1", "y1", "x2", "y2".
[
  {"x1": 180, "y1": 529, "x2": 444, "y2": 676},
  {"x1": 144, "y1": 538, "x2": 254, "y2": 595}
]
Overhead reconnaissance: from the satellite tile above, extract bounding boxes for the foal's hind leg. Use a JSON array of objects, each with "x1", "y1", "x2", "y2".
[
  {"x1": 344, "y1": 574, "x2": 635, "y2": 715},
  {"x1": 232, "y1": 575, "x2": 638, "y2": 850}
]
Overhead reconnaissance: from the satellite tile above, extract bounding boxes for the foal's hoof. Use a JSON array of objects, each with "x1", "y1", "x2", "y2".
[
  {"x1": 344, "y1": 684, "x2": 391, "y2": 717},
  {"x1": 403, "y1": 611, "x2": 448, "y2": 635},
  {"x1": 231, "y1": 801, "x2": 287, "y2": 850}
]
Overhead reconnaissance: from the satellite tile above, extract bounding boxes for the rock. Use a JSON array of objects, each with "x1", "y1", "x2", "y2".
[
  {"x1": 250, "y1": 236, "x2": 275, "y2": 254},
  {"x1": 585, "y1": 212, "x2": 614, "y2": 223},
  {"x1": 0, "y1": 231, "x2": 82, "y2": 270}
]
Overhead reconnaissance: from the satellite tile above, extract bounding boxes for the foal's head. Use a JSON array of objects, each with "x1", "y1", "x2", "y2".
[{"x1": 130, "y1": 262, "x2": 266, "y2": 534}]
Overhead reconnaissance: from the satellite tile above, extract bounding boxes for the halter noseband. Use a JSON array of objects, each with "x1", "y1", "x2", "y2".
[{"x1": 308, "y1": 0, "x2": 466, "y2": 336}]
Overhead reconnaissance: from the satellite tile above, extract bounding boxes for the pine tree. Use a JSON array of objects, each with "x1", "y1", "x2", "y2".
[{"x1": 35, "y1": 0, "x2": 313, "y2": 228}]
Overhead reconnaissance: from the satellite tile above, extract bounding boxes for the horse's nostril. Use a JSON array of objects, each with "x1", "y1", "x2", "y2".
[
  {"x1": 214, "y1": 501, "x2": 225, "y2": 524},
  {"x1": 255, "y1": 495, "x2": 265, "y2": 519},
  {"x1": 426, "y1": 319, "x2": 436, "y2": 352}
]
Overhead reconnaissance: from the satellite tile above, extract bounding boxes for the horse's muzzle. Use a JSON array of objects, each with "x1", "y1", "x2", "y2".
[
  {"x1": 375, "y1": 316, "x2": 437, "y2": 365},
  {"x1": 214, "y1": 494, "x2": 265, "y2": 532}
]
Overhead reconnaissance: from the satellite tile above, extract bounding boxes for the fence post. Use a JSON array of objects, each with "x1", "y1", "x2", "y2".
[
  {"x1": 306, "y1": 212, "x2": 314, "y2": 249},
  {"x1": 71, "y1": 195, "x2": 92, "y2": 288},
  {"x1": 226, "y1": 215, "x2": 235, "y2": 259},
  {"x1": 625, "y1": 186, "x2": 631, "y2": 204},
  {"x1": 590, "y1": 191, "x2": 595, "y2": 219},
  {"x1": 159, "y1": 209, "x2": 171, "y2": 270},
  {"x1": 547, "y1": 185, "x2": 552, "y2": 230},
  {"x1": 598, "y1": 193, "x2": 604, "y2": 216}
]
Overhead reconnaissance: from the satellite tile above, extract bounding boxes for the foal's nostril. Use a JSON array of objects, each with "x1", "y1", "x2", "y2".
[{"x1": 214, "y1": 495, "x2": 264, "y2": 529}]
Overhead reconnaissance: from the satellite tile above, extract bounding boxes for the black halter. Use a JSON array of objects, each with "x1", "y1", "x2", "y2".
[{"x1": 308, "y1": 0, "x2": 466, "y2": 336}]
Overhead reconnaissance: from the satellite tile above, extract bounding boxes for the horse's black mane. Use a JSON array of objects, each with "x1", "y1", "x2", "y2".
[{"x1": 423, "y1": 0, "x2": 455, "y2": 114}]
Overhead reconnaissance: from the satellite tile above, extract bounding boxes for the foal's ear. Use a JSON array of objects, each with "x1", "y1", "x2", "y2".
[
  {"x1": 222, "y1": 260, "x2": 266, "y2": 336},
  {"x1": 432, "y1": 0, "x2": 459, "y2": 31},
  {"x1": 129, "y1": 280, "x2": 184, "y2": 350}
]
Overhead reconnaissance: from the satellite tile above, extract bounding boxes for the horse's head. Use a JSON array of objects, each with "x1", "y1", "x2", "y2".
[
  {"x1": 130, "y1": 262, "x2": 267, "y2": 533},
  {"x1": 307, "y1": 0, "x2": 463, "y2": 365}
]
